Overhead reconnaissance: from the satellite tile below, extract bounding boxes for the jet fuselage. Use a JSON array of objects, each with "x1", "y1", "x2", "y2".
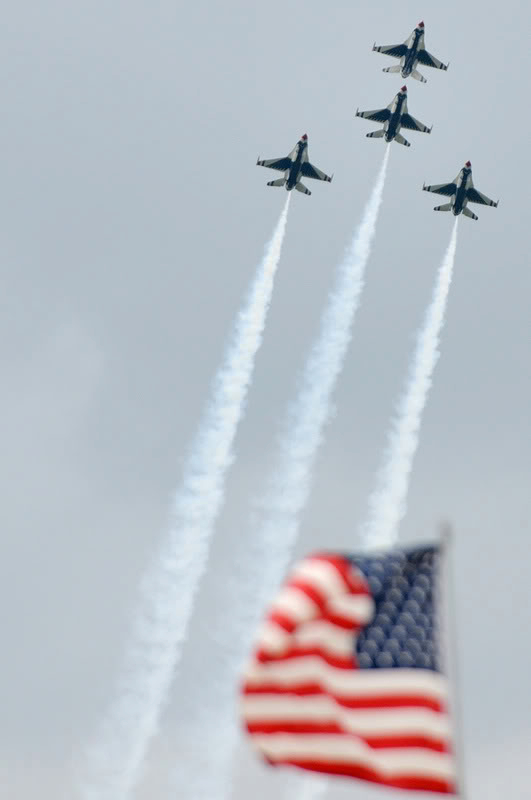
[
  {"x1": 402, "y1": 28, "x2": 424, "y2": 77},
  {"x1": 453, "y1": 168, "x2": 472, "y2": 215},
  {"x1": 284, "y1": 140, "x2": 307, "y2": 190},
  {"x1": 385, "y1": 91, "x2": 407, "y2": 142}
]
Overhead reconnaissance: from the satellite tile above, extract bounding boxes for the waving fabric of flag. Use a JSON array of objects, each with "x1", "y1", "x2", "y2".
[{"x1": 241, "y1": 545, "x2": 457, "y2": 794}]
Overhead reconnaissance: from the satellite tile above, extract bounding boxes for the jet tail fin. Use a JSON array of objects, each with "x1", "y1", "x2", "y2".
[
  {"x1": 366, "y1": 130, "x2": 385, "y2": 139},
  {"x1": 382, "y1": 65, "x2": 401, "y2": 74},
  {"x1": 411, "y1": 68, "x2": 427, "y2": 83},
  {"x1": 295, "y1": 182, "x2": 311, "y2": 196},
  {"x1": 267, "y1": 178, "x2": 286, "y2": 188},
  {"x1": 434, "y1": 203, "x2": 453, "y2": 212},
  {"x1": 394, "y1": 134, "x2": 411, "y2": 147},
  {"x1": 462, "y1": 206, "x2": 478, "y2": 220}
]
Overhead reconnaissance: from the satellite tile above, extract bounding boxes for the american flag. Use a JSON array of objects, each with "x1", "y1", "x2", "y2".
[{"x1": 241, "y1": 545, "x2": 457, "y2": 794}]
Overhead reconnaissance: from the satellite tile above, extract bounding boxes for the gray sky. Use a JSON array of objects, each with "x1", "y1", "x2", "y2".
[{"x1": 1, "y1": 1, "x2": 529, "y2": 798}]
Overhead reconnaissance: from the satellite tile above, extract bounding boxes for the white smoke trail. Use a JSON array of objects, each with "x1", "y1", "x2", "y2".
[
  {"x1": 361, "y1": 220, "x2": 459, "y2": 550},
  {"x1": 172, "y1": 148, "x2": 390, "y2": 800},
  {"x1": 80, "y1": 197, "x2": 291, "y2": 800}
]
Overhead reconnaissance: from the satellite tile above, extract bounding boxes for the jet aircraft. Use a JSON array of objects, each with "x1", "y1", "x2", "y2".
[
  {"x1": 356, "y1": 86, "x2": 432, "y2": 147},
  {"x1": 256, "y1": 134, "x2": 332, "y2": 196},
  {"x1": 422, "y1": 161, "x2": 499, "y2": 220},
  {"x1": 373, "y1": 21, "x2": 449, "y2": 83}
]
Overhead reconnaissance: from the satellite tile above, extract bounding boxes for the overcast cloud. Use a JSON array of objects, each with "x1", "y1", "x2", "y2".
[{"x1": 1, "y1": 2, "x2": 529, "y2": 799}]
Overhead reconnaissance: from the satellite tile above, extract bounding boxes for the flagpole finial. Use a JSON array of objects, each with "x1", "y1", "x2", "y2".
[{"x1": 439, "y1": 520, "x2": 453, "y2": 550}]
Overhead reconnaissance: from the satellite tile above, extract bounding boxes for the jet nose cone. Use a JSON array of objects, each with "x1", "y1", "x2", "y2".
[{"x1": 465, "y1": 160, "x2": 472, "y2": 168}]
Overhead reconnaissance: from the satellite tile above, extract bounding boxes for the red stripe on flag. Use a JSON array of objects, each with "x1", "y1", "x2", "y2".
[
  {"x1": 242, "y1": 683, "x2": 445, "y2": 713},
  {"x1": 269, "y1": 605, "x2": 360, "y2": 633},
  {"x1": 269, "y1": 611, "x2": 297, "y2": 634},
  {"x1": 277, "y1": 758, "x2": 455, "y2": 794},
  {"x1": 247, "y1": 725, "x2": 448, "y2": 753},
  {"x1": 255, "y1": 645, "x2": 354, "y2": 670},
  {"x1": 287, "y1": 579, "x2": 334, "y2": 616},
  {"x1": 363, "y1": 734, "x2": 449, "y2": 753},
  {"x1": 286, "y1": 578, "x2": 370, "y2": 630}
]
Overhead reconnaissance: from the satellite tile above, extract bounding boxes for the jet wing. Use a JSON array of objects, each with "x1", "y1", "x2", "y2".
[
  {"x1": 423, "y1": 182, "x2": 457, "y2": 197},
  {"x1": 356, "y1": 108, "x2": 391, "y2": 123},
  {"x1": 372, "y1": 43, "x2": 408, "y2": 59},
  {"x1": 417, "y1": 48, "x2": 448, "y2": 70},
  {"x1": 466, "y1": 187, "x2": 498, "y2": 207},
  {"x1": 401, "y1": 113, "x2": 431, "y2": 133},
  {"x1": 301, "y1": 162, "x2": 332, "y2": 182},
  {"x1": 256, "y1": 157, "x2": 292, "y2": 172}
]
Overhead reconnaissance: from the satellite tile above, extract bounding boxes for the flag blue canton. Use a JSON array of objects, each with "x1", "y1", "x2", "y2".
[{"x1": 350, "y1": 546, "x2": 439, "y2": 672}]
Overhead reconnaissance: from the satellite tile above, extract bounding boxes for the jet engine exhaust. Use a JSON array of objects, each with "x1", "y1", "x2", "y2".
[
  {"x1": 172, "y1": 147, "x2": 391, "y2": 800},
  {"x1": 80, "y1": 196, "x2": 291, "y2": 800},
  {"x1": 361, "y1": 219, "x2": 459, "y2": 550}
]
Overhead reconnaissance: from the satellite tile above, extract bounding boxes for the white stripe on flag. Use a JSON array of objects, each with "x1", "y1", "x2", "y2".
[
  {"x1": 291, "y1": 559, "x2": 356, "y2": 597},
  {"x1": 243, "y1": 696, "x2": 451, "y2": 739},
  {"x1": 272, "y1": 586, "x2": 321, "y2": 621},
  {"x1": 326, "y1": 594, "x2": 374, "y2": 624},
  {"x1": 257, "y1": 622, "x2": 292, "y2": 654},
  {"x1": 244, "y1": 661, "x2": 448, "y2": 702},
  {"x1": 293, "y1": 621, "x2": 357, "y2": 658}
]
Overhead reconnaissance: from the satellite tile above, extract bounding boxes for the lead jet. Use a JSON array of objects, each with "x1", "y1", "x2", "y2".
[
  {"x1": 423, "y1": 161, "x2": 499, "y2": 221},
  {"x1": 356, "y1": 86, "x2": 432, "y2": 148},
  {"x1": 256, "y1": 134, "x2": 332, "y2": 196},
  {"x1": 373, "y1": 21, "x2": 448, "y2": 83}
]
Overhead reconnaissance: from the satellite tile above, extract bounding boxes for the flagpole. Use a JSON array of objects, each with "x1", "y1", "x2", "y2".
[{"x1": 439, "y1": 523, "x2": 467, "y2": 800}]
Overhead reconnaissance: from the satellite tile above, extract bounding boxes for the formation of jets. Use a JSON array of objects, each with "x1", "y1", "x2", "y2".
[{"x1": 256, "y1": 21, "x2": 499, "y2": 221}]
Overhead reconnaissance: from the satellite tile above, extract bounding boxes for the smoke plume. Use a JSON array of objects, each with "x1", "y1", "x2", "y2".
[
  {"x1": 81, "y1": 197, "x2": 291, "y2": 800},
  {"x1": 362, "y1": 220, "x2": 459, "y2": 550}
]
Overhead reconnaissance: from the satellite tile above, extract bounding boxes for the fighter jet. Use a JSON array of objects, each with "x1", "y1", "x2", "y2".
[
  {"x1": 356, "y1": 86, "x2": 432, "y2": 148},
  {"x1": 373, "y1": 21, "x2": 448, "y2": 83},
  {"x1": 256, "y1": 134, "x2": 332, "y2": 196},
  {"x1": 423, "y1": 161, "x2": 499, "y2": 220}
]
